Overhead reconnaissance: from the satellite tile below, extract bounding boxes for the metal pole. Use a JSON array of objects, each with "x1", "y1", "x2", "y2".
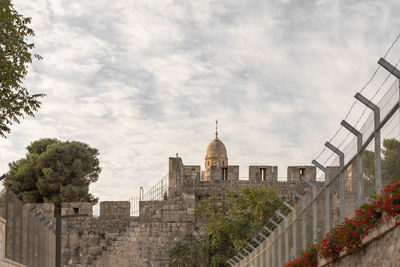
[
  {"x1": 291, "y1": 189, "x2": 305, "y2": 251},
  {"x1": 4, "y1": 187, "x2": 9, "y2": 258},
  {"x1": 341, "y1": 120, "x2": 364, "y2": 207},
  {"x1": 301, "y1": 176, "x2": 317, "y2": 241},
  {"x1": 325, "y1": 141, "x2": 345, "y2": 222},
  {"x1": 378, "y1": 58, "x2": 400, "y2": 79},
  {"x1": 12, "y1": 192, "x2": 17, "y2": 260},
  {"x1": 355, "y1": 93, "x2": 382, "y2": 193},
  {"x1": 283, "y1": 201, "x2": 295, "y2": 259},
  {"x1": 275, "y1": 210, "x2": 288, "y2": 263},
  {"x1": 269, "y1": 218, "x2": 280, "y2": 266},
  {"x1": 271, "y1": 231, "x2": 275, "y2": 267},
  {"x1": 312, "y1": 159, "x2": 330, "y2": 234},
  {"x1": 56, "y1": 216, "x2": 61, "y2": 267}
]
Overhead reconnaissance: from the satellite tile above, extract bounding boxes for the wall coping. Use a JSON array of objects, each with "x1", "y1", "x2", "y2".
[{"x1": 318, "y1": 217, "x2": 399, "y2": 266}]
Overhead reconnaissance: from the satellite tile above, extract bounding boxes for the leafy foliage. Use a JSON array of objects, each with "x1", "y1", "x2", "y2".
[
  {"x1": 170, "y1": 185, "x2": 287, "y2": 266},
  {"x1": 0, "y1": 0, "x2": 44, "y2": 137},
  {"x1": 3, "y1": 138, "x2": 101, "y2": 215},
  {"x1": 170, "y1": 233, "x2": 209, "y2": 267},
  {"x1": 363, "y1": 138, "x2": 400, "y2": 186}
]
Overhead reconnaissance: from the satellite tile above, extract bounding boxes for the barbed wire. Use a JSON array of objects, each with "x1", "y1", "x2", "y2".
[{"x1": 315, "y1": 32, "x2": 400, "y2": 163}]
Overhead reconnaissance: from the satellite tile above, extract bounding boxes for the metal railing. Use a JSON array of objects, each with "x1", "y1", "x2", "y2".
[
  {"x1": 229, "y1": 56, "x2": 400, "y2": 266},
  {"x1": 129, "y1": 174, "x2": 169, "y2": 216},
  {"x1": 0, "y1": 187, "x2": 56, "y2": 267}
]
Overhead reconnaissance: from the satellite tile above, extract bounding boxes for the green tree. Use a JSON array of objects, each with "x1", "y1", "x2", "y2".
[
  {"x1": 363, "y1": 138, "x2": 400, "y2": 186},
  {"x1": 170, "y1": 185, "x2": 288, "y2": 266},
  {"x1": 170, "y1": 233, "x2": 209, "y2": 267},
  {"x1": 3, "y1": 138, "x2": 100, "y2": 215},
  {"x1": 0, "y1": 0, "x2": 44, "y2": 137},
  {"x1": 381, "y1": 138, "x2": 400, "y2": 184}
]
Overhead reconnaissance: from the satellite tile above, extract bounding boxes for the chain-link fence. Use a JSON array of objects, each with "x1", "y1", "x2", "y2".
[
  {"x1": 229, "y1": 53, "x2": 400, "y2": 266},
  {"x1": 0, "y1": 188, "x2": 56, "y2": 267}
]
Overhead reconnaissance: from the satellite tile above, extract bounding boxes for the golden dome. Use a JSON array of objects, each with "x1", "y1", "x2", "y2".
[
  {"x1": 206, "y1": 137, "x2": 227, "y2": 160},
  {"x1": 204, "y1": 120, "x2": 228, "y2": 172}
]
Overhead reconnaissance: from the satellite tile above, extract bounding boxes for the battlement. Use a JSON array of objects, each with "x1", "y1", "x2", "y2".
[{"x1": 169, "y1": 157, "x2": 322, "y2": 186}]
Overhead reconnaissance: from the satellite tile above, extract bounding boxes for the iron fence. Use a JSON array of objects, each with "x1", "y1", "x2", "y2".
[
  {"x1": 0, "y1": 188, "x2": 56, "y2": 267},
  {"x1": 229, "y1": 55, "x2": 400, "y2": 266},
  {"x1": 129, "y1": 174, "x2": 169, "y2": 216}
]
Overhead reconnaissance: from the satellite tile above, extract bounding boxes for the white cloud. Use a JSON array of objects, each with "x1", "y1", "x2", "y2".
[{"x1": 1, "y1": 0, "x2": 399, "y2": 200}]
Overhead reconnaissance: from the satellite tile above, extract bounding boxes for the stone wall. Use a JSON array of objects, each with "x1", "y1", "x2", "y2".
[
  {"x1": 59, "y1": 156, "x2": 332, "y2": 266},
  {"x1": 91, "y1": 192, "x2": 197, "y2": 267},
  {"x1": 249, "y1": 166, "x2": 277, "y2": 182},
  {"x1": 319, "y1": 219, "x2": 400, "y2": 267}
]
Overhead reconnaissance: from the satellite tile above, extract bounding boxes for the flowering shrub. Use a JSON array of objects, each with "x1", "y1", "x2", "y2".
[
  {"x1": 283, "y1": 178, "x2": 400, "y2": 267},
  {"x1": 283, "y1": 244, "x2": 318, "y2": 267}
]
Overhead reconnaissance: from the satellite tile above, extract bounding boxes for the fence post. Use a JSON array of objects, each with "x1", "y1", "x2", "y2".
[
  {"x1": 312, "y1": 160, "x2": 330, "y2": 233},
  {"x1": 5, "y1": 187, "x2": 9, "y2": 258},
  {"x1": 325, "y1": 141, "x2": 345, "y2": 222},
  {"x1": 291, "y1": 189, "x2": 305, "y2": 251},
  {"x1": 355, "y1": 93, "x2": 382, "y2": 193},
  {"x1": 275, "y1": 209, "x2": 288, "y2": 263},
  {"x1": 271, "y1": 231, "x2": 275, "y2": 267},
  {"x1": 283, "y1": 201, "x2": 295, "y2": 260},
  {"x1": 11, "y1": 192, "x2": 17, "y2": 261},
  {"x1": 300, "y1": 176, "x2": 317, "y2": 241},
  {"x1": 269, "y1": 218, "x2": 280, "y2": 266},
  {"x1": 340, "y1": 120, "x2": 364, "y2": 207},
  {"x1": 263, "y1": 226, "x2": 272, "y2": 266}
]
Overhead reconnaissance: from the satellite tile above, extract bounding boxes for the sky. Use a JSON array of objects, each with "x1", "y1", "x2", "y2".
[{"x1": 1, "y1": 0, "x2": 400, "y2": 201}]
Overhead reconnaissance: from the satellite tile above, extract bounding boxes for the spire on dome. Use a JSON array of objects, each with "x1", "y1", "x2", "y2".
[{"x1": 215, "y1": 120, "x2": 218, "y2": 139}]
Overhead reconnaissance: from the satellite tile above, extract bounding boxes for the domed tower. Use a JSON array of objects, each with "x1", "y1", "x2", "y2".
[{"x1": 202, "y1": 121, "x2": 228, "y2": 181}]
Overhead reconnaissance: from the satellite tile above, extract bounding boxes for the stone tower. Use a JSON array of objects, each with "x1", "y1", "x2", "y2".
[{"x1": 202, "y1": 121, "x2": 229, "y2": 181}]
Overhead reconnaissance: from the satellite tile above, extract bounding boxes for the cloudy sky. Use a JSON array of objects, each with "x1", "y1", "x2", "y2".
[{"x1": 1, "y1": 0, "x2": 400, "y2": 201}]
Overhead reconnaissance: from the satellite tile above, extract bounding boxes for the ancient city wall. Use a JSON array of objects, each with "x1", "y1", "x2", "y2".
[
  {"x1": 91, "y1": 192, "x2": 197, "y2": 267},
  {"x1": 61, "y1": 202, "x2": 131, "y2": 266}
]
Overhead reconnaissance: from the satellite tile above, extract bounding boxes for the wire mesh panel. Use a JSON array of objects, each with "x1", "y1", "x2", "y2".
[
  {"x1": 295, "y1": 208, "x2": 302, "y2": 258},
  {"x1": 328, "y1": 163, "x2": 341, "y2": 228},
  {"x1": 380, "y1": 109, "x2": 400, "y2": 188},
  {"x1": 315, "y1": 187, "x2": 326, "y2": 241},
  {"x1": 286, "y1": 212, "x2": 293, "y2": 263},
  {"x1": 0, "y1": 189, "x2": 56, "y2": 267},
  {"x1": 343, "y1": 166, "x2": 359, "y2": 219}
]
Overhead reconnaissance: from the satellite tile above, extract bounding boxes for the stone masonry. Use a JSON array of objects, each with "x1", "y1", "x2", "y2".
[{"x1": 60, "y1": 155, "x2": 327, "y2": 267}]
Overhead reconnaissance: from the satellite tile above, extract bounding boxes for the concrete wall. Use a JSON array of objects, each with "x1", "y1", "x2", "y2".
[{"x1": 0, "y1": 217, "x2": 26, "y2": 267}]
